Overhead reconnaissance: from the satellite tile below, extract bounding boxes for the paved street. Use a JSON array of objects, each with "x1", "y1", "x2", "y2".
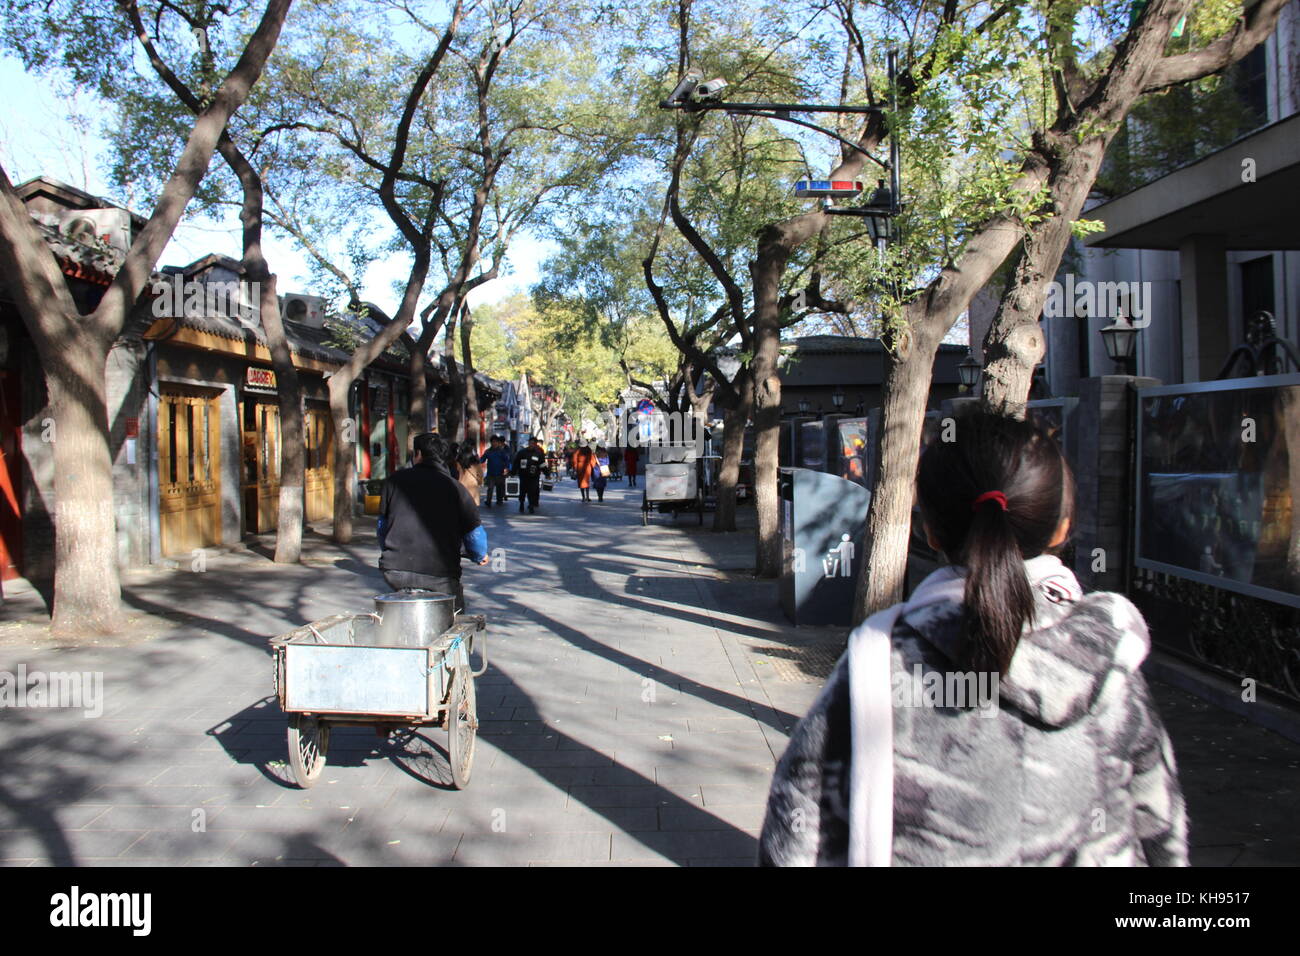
[
  {"x1": 0, "y1": 480, "x2": 840, "y2": 866},
  {"x1": 0, "y1": 478, "x2": 1297, "y2": 866}
]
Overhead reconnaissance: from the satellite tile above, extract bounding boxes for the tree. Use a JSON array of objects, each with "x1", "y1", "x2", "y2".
[
  {"x1": 0, "y1": 0, "x2": 293, "y2": 633},
  {"x1": 979, "y1": 0, "x2": 1289, "y2": 415},
  {"x1": 856, "y1": 0, "x2": 1291, "y2": 624},
  {"x1": 113, "y1": 0, "x2": 309, "y2": 562},
  {"x1": 250, "y1": 0, "x2": 473, "y2": 542},
  {"x1": 652, "y1": 0, "x2": 901, "y2": 561}
]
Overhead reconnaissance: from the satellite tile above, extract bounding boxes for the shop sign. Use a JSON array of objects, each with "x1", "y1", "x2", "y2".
[{"x1": 246, "y1": 367, "x2": 278, "y2": 392}]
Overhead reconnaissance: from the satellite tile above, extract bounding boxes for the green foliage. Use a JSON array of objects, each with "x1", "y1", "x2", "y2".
[
  {"x1": 469, "y1": 291, "x2": 645, "y2": 421},
  {"x1": 1070, "y1": 217, "x2": 1107, "y2": 239}
]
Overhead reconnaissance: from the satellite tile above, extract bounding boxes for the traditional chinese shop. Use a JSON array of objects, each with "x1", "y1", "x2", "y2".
[{"x1": 240, "y1": 365, "x2": 336, "y2": 534}]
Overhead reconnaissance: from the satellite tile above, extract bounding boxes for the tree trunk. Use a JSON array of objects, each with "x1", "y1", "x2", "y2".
[
  {"x1": 219, "y1": 137, "x2": 305, "y2": 562},
  {"x1": 852, "y1": 328, "x2": 941, "y2": 620},
  {"x1": 261, "y1": 273, "x2": 306, "y2": 560},
  {"x1": 749, "y1": 231, "x2": 791, "y2": 577},
  {"x1": 461, "y1": 305, "x2": 481, "y2": 452},
  {"x1": 327, "y1": 373, "x2": 356, "y2": 544},
  {"x1": 440, "y1": 306, "x2": 464, "y2": 442},
  {"x1": 329, "y1": 248, "x2": 432, "y2": 542},
  {"x1": 712, "y1": 373, "x2": 751, "y2": 533},
  {"x1": 46, "y1": 336, "x2": 125, "y2": 635},
  {"x1": 981, "y1": 140, "x2": 1110, "y2": 415},
  {"x1": 407, "y1": 334, "x2": 430, "y2": 444},
  {"x1": 851, "y1": 200, "x2": 1038, "y2": 622}
]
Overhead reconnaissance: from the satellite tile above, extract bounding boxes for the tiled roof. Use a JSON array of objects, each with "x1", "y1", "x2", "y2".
[{"x1": 31, "y1": 218, "x2": 127, "y2": 288}]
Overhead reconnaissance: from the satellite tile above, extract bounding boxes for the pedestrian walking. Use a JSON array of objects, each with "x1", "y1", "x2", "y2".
[
  {"x1": 512, "y1": 435, "x2": 550, "y2": 514},
  {"x1": 759, "y1": 409, "x2": 1187, "y2": 867},
  {"x1": 377, "y1": 432, "x2": 488, "y2": 613},
  {"x1": 573, "y1": 442, "x2": 596, "y2": 502},
  {"x1": 480, "y1": 434, "x2": 512, "y2": 507},
  {"x1": 593, "y1": 445, "x2": 610, "y2": 502},
  {"x1": 624, "y1": 444, "x2": 639, "y2": 488}
]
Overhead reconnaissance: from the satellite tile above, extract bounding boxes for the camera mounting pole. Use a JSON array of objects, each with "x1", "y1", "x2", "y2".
[{"x1": 660, "y1": 51, "x2": 902, "y2": 219}]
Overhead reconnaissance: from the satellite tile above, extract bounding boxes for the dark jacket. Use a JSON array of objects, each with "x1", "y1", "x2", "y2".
[
  {"x1": 513, "y1": 446, "x2": 549, "y2": 481},
  {"x1": 378, "y1": 461, "x2": 481, "y2": 579}
]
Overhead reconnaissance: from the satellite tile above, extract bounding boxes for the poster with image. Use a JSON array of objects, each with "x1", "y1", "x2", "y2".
[{"x1": 1137, "y1": 380, "x2": 1300, "y2": 605}]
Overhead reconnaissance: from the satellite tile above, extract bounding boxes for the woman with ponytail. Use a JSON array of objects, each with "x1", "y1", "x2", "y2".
[{"x1": 760, "y1": 408, "x2": 1187, "y2": 866}]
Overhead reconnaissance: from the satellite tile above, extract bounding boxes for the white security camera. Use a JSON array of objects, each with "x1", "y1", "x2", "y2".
[
  {"x1": 664, "y1": 72, "x2": 701, "y2": 106},
  {"x1": 692, "y1": 77, "x2": 729, "y2": 101}
]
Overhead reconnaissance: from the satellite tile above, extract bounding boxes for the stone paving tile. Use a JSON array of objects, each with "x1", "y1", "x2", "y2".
[
  {"x1": 0, "y1": 828, "x2": 146, "y2": 861},
  {"x1": 204, "y1": 806, "x2": 358, "y2": 832},
  {"x1": 610, "y1": 829, "x2": 758, "y2": 863},
  {"x1": 82, "y1": 805, "x2": 230, "y2": 831},
  {"x1": 0, "y1": 804, "x2": 109, "y2": 831},
  {"x1": 700, "y1": 783, "x2": 775, "y2": 807},
  {"x1": 454, "y1": 830, "x2": 612, "y2": 864},
  {"x1": 121, "y1": 828, "x2": 244, "y2": 861},
  {"x1": 660, "y1": 804, "x2": 766, "y2": 831},
  {"x1": 567, "y1": 785, "x2": 704, "y2": 809}
]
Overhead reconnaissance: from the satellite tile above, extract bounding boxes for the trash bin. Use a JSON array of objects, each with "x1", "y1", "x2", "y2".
[{"x1": 779, "y1": 467, "x2": 871, "y2": 626}]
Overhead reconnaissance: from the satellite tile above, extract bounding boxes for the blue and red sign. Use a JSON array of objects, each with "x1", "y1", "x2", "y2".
[{"x1": 794, "y1": 179, "x2": 864, "y2": 198}]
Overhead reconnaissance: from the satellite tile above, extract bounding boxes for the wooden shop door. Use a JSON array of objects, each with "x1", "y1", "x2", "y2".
[{"x1": 159, "y1": 387, "x2": 222, "y2": 557}]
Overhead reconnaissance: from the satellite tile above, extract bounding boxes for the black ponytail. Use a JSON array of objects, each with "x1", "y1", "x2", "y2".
[
  {"x1": 963, "y1": 496, "x2": 1036, "y2": 674},
  {"x1": 916, "y1": 410, "x2": 1072, "y2": 675}
]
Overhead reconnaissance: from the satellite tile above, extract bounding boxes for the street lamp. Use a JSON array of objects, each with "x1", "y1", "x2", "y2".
[
  {"x1": 832, "y1": 387, "x2": 845, "y2": 410},
  {"x1": 1101, "y1": 316, "x2": 1139, "y2": 374},
  {"x1": 957, "y1": 350, "x2": 982, "y2": 389},
  {"x1": 859, "y1": 180, "x2": 896, "y2": 247}
]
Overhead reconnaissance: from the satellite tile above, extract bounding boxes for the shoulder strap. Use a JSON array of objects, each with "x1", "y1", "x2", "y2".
[{"x1": 846, "y1": 602, "x2": 904, "y2": 867}]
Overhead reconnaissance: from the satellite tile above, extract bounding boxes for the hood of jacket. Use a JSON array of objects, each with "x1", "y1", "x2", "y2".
[{"x1": 895, "y1": 563, "x2": 1151, "y2": 729}]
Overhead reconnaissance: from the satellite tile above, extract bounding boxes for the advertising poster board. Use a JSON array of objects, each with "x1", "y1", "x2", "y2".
[{"x1": 1136, "y1": 375, "x2": 1300, "y2": 608}]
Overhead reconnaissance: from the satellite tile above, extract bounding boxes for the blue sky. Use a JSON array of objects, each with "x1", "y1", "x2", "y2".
[{"x1": 0, "y1": 55, "x2": 549, "y2": 316}]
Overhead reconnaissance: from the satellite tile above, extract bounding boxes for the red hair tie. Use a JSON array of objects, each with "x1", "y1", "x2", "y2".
[{"x1": 972, "y1": 491, "x2": 1008, "y2": 512}]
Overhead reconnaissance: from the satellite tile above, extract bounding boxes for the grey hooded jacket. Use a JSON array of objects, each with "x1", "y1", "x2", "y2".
[{"x1": 758, "y1": 582, "x2": 1189, "y2": 866}]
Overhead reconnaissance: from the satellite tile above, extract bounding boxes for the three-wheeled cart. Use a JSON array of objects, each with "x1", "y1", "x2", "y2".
[
  {"x1": 641, "y1": 444, "x2": 718, "y2": 526},
  {"x1": 271, "y1": 593, "x2": 487, "y2": 790}
]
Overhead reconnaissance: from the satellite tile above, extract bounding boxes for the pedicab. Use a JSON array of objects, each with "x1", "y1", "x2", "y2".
[
  {"x1": 641, "y1": 444, "x2": 718, "y2": 526},
  {"x1": 271, "y1": 590, "x2": 488, "y2": 789}
]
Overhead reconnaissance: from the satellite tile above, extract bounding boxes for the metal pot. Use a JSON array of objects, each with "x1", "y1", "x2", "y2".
[{"x1": 371, "y1": 589, "x2": 456, "y2": 647}]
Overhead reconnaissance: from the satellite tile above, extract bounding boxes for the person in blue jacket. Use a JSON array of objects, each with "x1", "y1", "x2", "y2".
[
  {"x1": 377, "y1": 432, "x2": 487, "y2": 612},
  {"x1": 479, "y1": 434, "x2": 513, "y2": 507}
]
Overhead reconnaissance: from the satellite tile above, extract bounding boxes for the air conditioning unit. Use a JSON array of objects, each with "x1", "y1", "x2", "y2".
[
  {"x1": 58, "y1": 207, "x2": 132, "y2": 256},
  {"x1": 281, "y1": 293, "x2": 328, "y2": 328}
]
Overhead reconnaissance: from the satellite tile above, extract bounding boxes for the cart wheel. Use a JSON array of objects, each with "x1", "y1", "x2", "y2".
[
  {"x1": 448, "y1": 666, "x2": 477, "y2": 789},
  {"x1": 287, "y1": 714, "x2": 330, "y2": 789},
  {"x1": 641, "y1": 490, "x2": 648, "y2": 526}
]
